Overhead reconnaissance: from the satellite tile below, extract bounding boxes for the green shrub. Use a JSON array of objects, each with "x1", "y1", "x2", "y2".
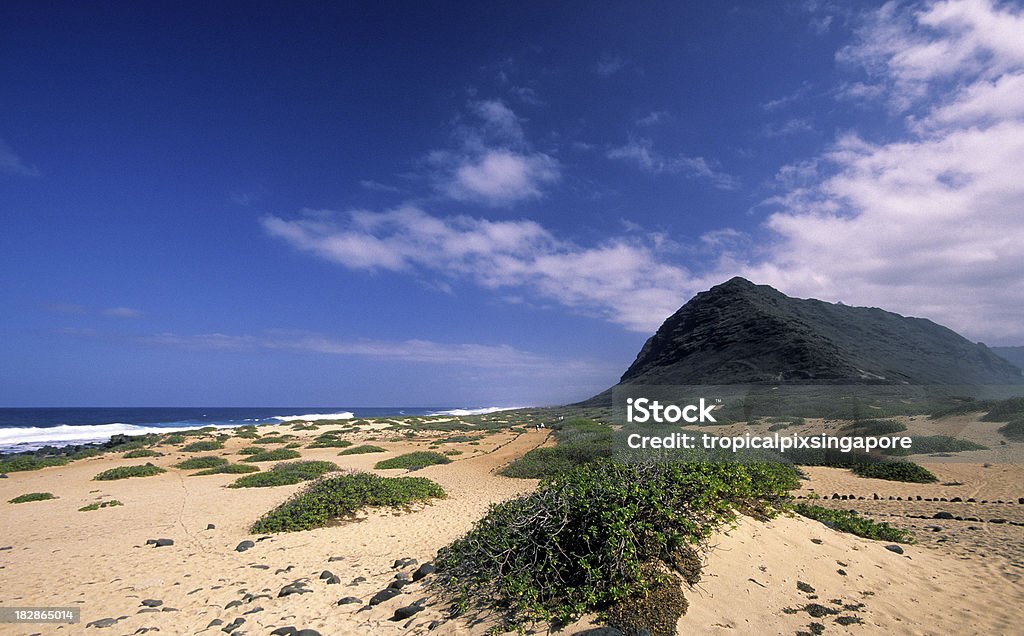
[
  {"x1": 228, "y1": 460, "x2": 338, "y2": 488},
  {"x1": 794, "y1": 503, "x2": 913, "y2": 543},
  {"x1": 9, "y1": 492, "x2": 56, "y2": 503},
  {"x1": 375, "y1": 451, "x2": 451, "y2": 470},
  {"x1": 851, "y1": 461, "x2": 937, "y2": 483},
  {"x1": 443, "y1": 449, "x2": 463, "y2": 456},
  {"x1": 161, "y1": 434, "x2": 186, "y2": 445},
  {"x1": 842, "y1": 419, "x2": 907, "y2": 435},
  {"x1": 192, "y1": 463, "x2": 260, "y2": 476},
  {"x1": 435, "y1": 459, "x2": 797, "y2": 624},
  {"x1": 980, "y1": 397, "x2": 1024, "y2": 422},
  {"x1": 93, "y1": 463, "x2": 166, "y2": 480},
  {"x1": 234, "y1": 430, "x2": 260, "y2": 439},
  {"x1": 308, "y1": 438, "x2": 353, "y2": 449},
  {"x1": 237, "y1": 446, "x2": 264, "y2": 455},
  {"x1": 252, "y1": 436, "x2": 287, "y2": 444},
  {"x1": 767, "y1": 422, "x2": 790, "y2": 432},
  {"x1": 882, "y1": 435, "x2": 987, "y2": 456},
  {"x1": 501, "y1": 419, "x2": 612, "y2": 479},
  {"x1": 79, "y1": 499, "x2": 122, "y2": 511},
  {"x1": 284, "y1": 442, "x2": 302, "y2": 449},
  {"x1": 251, "y1": 472, "x2": 445, "y2": 532},
  {"x1": 180, "y1": 440, "x2": 224, "y2": 452},
  {"x1": 337, "y1": 445, "x2": 387, "y2": 455},
  {"x1": 0, "y1": 455, "x2": 69, "y2": 473},
  {"x1": 241, "y1": 448, "x2": 302, "y2": 463},
  {"x1": 175, "y1": 456, "x2": 229, "y2": 470},
  {"x1": 997, "y1": 417, "x2": 1024, "y2": 441},
  {"x1": 123, "y1": 449, "x2": 160, "y2": 458}
]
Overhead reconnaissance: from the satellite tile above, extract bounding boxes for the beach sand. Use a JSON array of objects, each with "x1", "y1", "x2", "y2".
[{"x1": 1, "y1": 418, "x2": 1022, "y2": 635}]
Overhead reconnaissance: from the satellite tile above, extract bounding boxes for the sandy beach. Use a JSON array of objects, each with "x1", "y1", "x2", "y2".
[{"x1": 1, "y1": 417, "x2": 1022, "y2": 636}]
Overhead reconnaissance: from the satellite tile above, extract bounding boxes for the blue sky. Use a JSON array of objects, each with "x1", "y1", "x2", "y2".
[{"x1": 2, "y1": 1, "x2": 1022, "y2": 406}]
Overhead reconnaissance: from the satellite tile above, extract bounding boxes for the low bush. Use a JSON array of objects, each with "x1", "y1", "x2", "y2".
[
  {"x1": 851, "y1": 461, "x2": 936, "y2": 483},
  {"x1": 841, "y1": 419, "x2": 907, "y2": 435},
  {"x1": 250, "y1": 472, "x2": 445, "y2": 532},
  {"x1": 252, "y1": 436, "x2": 288, "y2": 445},
  {"x1": 9, "y1": 492, "x2": 56, "y2": 503},
  {"x1": 0, "y1": 455, "x2": 69, "y2": 473},
  {"x1": 882, "y1": 435, "x2": 986, "y2": 456},
  {"x1": 192, "y1": 463, "x2": 260, "y2": 476},
  {"x1": 160, "y1": 434, "x2": 186, "y2": 445},
  {"x1": 237, "y1": 446, "x2": 264, "y2": 455},
  {"x1": 998, "y1": 417, "x2": 1024, "y2": 441},
  {"x1": 241, "y1": 448, "x2": 302, "y2": 463},
  {"x1": 175, "y1": 456, "x2": 229, "y2": 470},
  {"x1": 794, "y1": 503, "x2": 913, "y2": 543},
  {"x1": 979, "y1": 397, "x2": 1024, "y2": 422},
  {"x1": 79, "y1": 499, "x2": 122, "y2": 511},
  {"x1": 374, "y1": 451, "x2": 451, "y2": 470},
  {"x1": 337, "y1": 445, "x2": 387, "y2": 455},
  {"x1": 228, "y1": 460, "x2": 338, "y2": 488},
  {"x1": 307, "y1": 438, "x2": 353, "y2": 449},
  {"x1": 434, "y1": 459, "x2": 798, "y2": 625},
  {"x1": 500, "y1": 418, "x2": 612, "y2": 479},
  {"x1": 123, "y1": 449, "x2": 161, "y2": 458},
  {"x1": 93, "y1": 463, "x2": 166, "y2": 481},
  {"x1": 180, "y1": 440, "x2": 224, "y2": 452}
]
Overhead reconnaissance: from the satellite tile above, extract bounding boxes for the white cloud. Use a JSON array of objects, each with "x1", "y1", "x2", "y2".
[
  {"x1": 760, "y1": 117, "x2": 815, "y2": 138},
  {"x1": 607, "y1": 138, "x2": 740, "y2": 190},
  {"x1": 360, "y1": 179, "x2": 400, "y2": 192},
  {"x1": 263, "y1": 207, "x2": 699, "y2": 332},
  {"x1": 103, "y1": 306, "x2": 145, "y2": 318},
  {"x1": 595, "y1": 53, "x2": 627, "y2": 77},
  {"x1": 741, "y1": 0, "x2": 1024, "y2": 343},
  {"x1": 431, "y1": 100, "x2": 560, "y2": 205},
  {"x1": 636, "y1": 111, "x2": 669, "y2": 126},
  {"x1": 0, "y1": 138, "x2": 40, "y2": 177}
]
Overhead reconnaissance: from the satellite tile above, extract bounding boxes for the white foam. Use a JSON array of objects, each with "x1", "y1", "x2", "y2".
[
  {"x1": 0, "y1": 422, "x2": 238, "y2": 453},
  {"x1": 271, "y1": 412, "x2": 355, "y2": 422},
  {"x1": 427, "y1": 406, "x2": 525, "y2": 417}
]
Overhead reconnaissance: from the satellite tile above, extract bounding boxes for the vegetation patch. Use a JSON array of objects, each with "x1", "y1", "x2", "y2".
[
  {"x1": 374, "y1": 451, "x2": 451, "y2": 470},
  {"x1": 228, "y1": 460, "x2": 338, "y2": 488},
  {"x1": 998, "y1": 417, "x2": 1024, "y2": 441},
  {"x1": 241, "y1": 448, "x2": 302, "y2": 463},
  {"x1": 250, "y1": 472, "x2": 445, "y2": 532},
  {"x1": 979, "y1": 397, "x2": 1024, "y2": 422},
  {"x1": 252, "y1": 436, "x2": 288, "y2": 445},
  {"x1": 93, "y1": 463, "x2": 166, "y2": 480},
  {"x1": 0, "y1": 455, "x2": 69, "y2": 473},
  {"x1": 123, "y1": 449, "x2": 161, "y2": 458},
  {"x1": 337, "y1": 445, "x2": 387, "y2": 456},
  {"x1": 192, "y1": 463, "x2": 260, "y2": 476},
  {"x1": 79, "y1": 499, "x2": 123, "y2": 511},
  {"x1": 237, "y1": 446, "x2": 264, "y2": 455},
  {"x1": 882, "y1": 435, "x2": 987, "y2": 455},
  {"x1": 851, "y1": 461, "x2": 937, "y2": 483},
  {"x1": 175, "y1": 456, "x2": 229, "y2": 470},
  {"x1": 307, "y1": 438, "x2": 353, "y2": 449},
  {"x1": 794, "y1": 503, "x2": 913, "y2": 543},
  {"x1": 501, "y1": 418, "x2": 612, "y2": 479},
  {"x1": 841, "y1": 419, "x2": 907, "y2": 435},
  {"x1": 160, "y1": 434, "x2": 186, "y2": 445},
  {"x1": 9, "y1": 492, "x2": 56, "y2": 503},
  {"x1": 180, "y1": 440, "x2": 224, "y2": 452},
  {"x1": 434, "y1": 459, "x2": 797, "y2": 626}
]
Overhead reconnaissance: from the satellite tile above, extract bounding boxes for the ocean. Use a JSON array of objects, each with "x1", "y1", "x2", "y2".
[{"x1": 0, "y1": 406, "x2": 520, "y2": 454}]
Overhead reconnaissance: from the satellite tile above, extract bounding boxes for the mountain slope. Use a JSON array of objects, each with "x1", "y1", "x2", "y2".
[{"x1": 616, "y1": 277, "x2": 1023, "y2": 387}]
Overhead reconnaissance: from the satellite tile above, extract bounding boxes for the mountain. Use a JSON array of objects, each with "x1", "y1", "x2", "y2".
[
  {"x1": 992, "y1": 346, "x2": 1024, "y2": 375},
  {"x1": 605, "y1": 277, "x2": 1023, "y2": 393}
]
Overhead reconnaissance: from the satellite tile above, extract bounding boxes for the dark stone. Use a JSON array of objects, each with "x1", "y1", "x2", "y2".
[
  {"x1": 221, "y1": 617, "x2": 244, "y2": 633},
  {"x1": 225, "y1": 600, "x2": 242, "y2": 609},
  {"x1": 797, "y1": 581, "x2": 815, "y2": 594},
  {"x1": 140, "y1": 599, "x2": 162, "y2": 607},
  {"x1": 270, "y1": 628, "x2": 297, "y2": 636},
  {"x1": 831, "y1": 493, "x2": 840, "y2": 500},
  {"x1": 349, "y1": 576, "x2": 366, "y2": 586},
  {"x1": 392, "y1": 557, "x2": 418, "y2": 569},
  {"x1": 243, "y1": 606, "x2": 263, "y2": 614},
  {"x1": 278, "y1": 585, "x2": 312, "y2": 598},
  {"x1": 950, "y1": 497, "x2": 962, "y2": 503},
  {"x1": 153, "y1": 538, "x2": 173, "y2": 547},
  {"x1": 369, "y1": 588, "x2": 402, "y2": 606},
  {"x1": 206, "y1": 524, "x2": 215, "y2": 530},
  {"x1": 328, "y1": 556, "x2": 345, "y2": 562},
  {"x1": 388, "y1": 578, "x2": 411, "y2": 590},
  {"x1": 160, "y1": 607, "x2": 178, "y2": 612},
  {"x1": 326, "y1": 575, "x2": 341, "y2": 585},
  {"x1": 86, "y1": 617, "x2": 121, "y2": 628},
  {"x1": 0, "y1": 473, "x2": 7, "y2": 478},
  {"x1": 207, "y1": 619, "x2": 223, "y2": 627},
  {"x1": 884, "y1": 544, "x2": 904, "y2": 554},
  {"x1": 319, "y1": 570, "x2": 334, "y2": 580},
  {"x1": 274, "y1": 566, "x2": 294, "y2": 574},
  {"x1": 250, "y1": 564, "x2": 269, "y2": 570},
  {"x1": 294, "y1": 631, "x2": 322, "y2": 636},
  {"x1": 837, "y1": 569, "x2": 847, "y2": 576},
  {"x1": 337, "y1": 596, "x2": 362, "y2": 605},
  {"x1": 933, "y1": 511, "x2": 955, "y2": 519},
  {"x1": 412, "y1": 562, "x2": 436, "y2": 581},
  {"x1": 1018, "y1": 498, "x2": 1024, "y2": 505},
  {"x1": 391, "y1": 603, "x2": 424, "y2": 621},
  {"x1": 990, "y1": 518, "x2": 1008, "y2": 524},
  {"x1": 235, "y1": 540, "x2": 255, "y2": 553}
]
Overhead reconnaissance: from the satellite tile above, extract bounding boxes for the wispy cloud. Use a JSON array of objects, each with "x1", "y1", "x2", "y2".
[
  {"x1": 360, "y1": 179, "x2": 401, "y2": 193},
  {"x1": 760, "y1": 117, "x2": 815, "y2": 138},
  {"x1": 0, "y1": 138, "x2": 40, "y2": 177},
  {"x1": 595, "y1": 53, "x2": 627, "y2": 77},
  {"x1": 636, "y1": 110, "x2": 669, "y2": 126},
  {"x1": 46, "y1": 303, "x2": 145, "y2": 319},
  {"x1": 607, "y1": 137, "x2": 740, "y2": 190},
  {"x1": 430, "y1": 99, "x2": 560, "y2": 205},
  {"x1": 102, "y1": 306, "x2": 145, "y2": 318},
  {"x1": 263, "y1": 207, "x2": 699, "y2": 333}
]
